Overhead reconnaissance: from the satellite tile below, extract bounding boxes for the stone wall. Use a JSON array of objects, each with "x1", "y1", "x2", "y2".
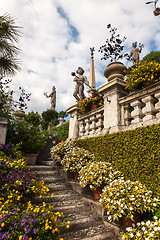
[
  {"x1": 0, "y1": 114, "x2": 9, "y2": 145},
  {"x1": 67, "y1": 78, "x2": 160, "y2": 139}
]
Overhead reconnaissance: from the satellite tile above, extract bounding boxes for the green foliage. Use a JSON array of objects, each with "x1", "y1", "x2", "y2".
[
  {"x1": 0, "y1": 14, "x2": 21, "y2": 77},
  {"x1": 42, "y1": 109, "x2": 58, "y2": 129},
  {"x1": 24, "y1": 111, "x2": 42, "y2": 127},
  {"x1": 58, "y1": 110, "x2": 68, "y2": 119},
  {"x1": 6, "y1": 119, "x2": 47, "y2": 154},
  {"x1": 75, "y1": 123, "x2": 160, "y2": 197},
  {"x1": 52, "y1": 122, "x2": 69, "y2": 141},
  {"x1": 141, "y1": 51, "x2": 160, "y2": 64},
  {"x1": 125, "y1": 61, "x2": 160, "y2": 92}
]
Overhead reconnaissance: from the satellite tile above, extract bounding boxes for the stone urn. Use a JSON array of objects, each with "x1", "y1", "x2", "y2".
[
  {"x1": 14, "y1": 110, "x2": 26, "y2": 120},
  {"x1": 104, "y1": 62, "x2": 127, "y2": 82}
]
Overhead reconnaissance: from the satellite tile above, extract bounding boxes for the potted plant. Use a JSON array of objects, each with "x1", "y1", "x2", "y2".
[
  {"x1": 79, "y1": 161, "x2": 122, "y2": 200},
  {"x1": 100, "y1": 177, "x2": 158, "y2": 227},
  {"x1": 61, "y1": 146, "x2": 95, "y2": 179},
  {"x1": 58, "y1": 110, "x2": 68, "y2": 124},
  {"x1": 6, "y1": 119, "x2": 47, "y2": 164},
  {"x1": 77, "y1": 90, "x2": 104, "y2": 114},
  {"x1": 50, "y1": 140, "x2": 75, "y2": 161},
  {"x1": 14, "y1": 87, "x2": 31, "y2": 120},
  {"x1": 98, "y1": 24, "x2": 129, "y2": 81},
  {"x1": 121, "y1": 216, "x2": 160, "y2": 239},
  {"x1": 125, "y1": 61, "x2": 160, "y2": 92}
]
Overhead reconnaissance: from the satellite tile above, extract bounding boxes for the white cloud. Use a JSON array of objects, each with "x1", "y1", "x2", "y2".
[{"x1": 1, "y1": 0, "x2": 160, "y2": 114}]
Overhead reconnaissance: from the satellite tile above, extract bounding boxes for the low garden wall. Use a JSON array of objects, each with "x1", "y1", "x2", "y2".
[{"x1": 75, "y1": 122, "x2": 160, "y2": 197}]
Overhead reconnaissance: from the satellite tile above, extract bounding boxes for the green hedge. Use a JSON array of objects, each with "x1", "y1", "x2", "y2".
[
  {"x1": 75, "y1": 124, "x2": 160, "y2": 197},
  {"x1": 52, "y1": 122, "x2": 69, "y2": 141}
]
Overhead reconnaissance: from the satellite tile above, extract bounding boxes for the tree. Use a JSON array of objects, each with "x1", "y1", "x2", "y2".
[
  {"x1": 42, "y1": 109, "x2": 59, "y2": 129},
  {"x1": 0, "y1": 14, "x2": 21, "y2": 77},
  {"x1": 58, "y1": 110, "x2": 68, "y2": 120}
]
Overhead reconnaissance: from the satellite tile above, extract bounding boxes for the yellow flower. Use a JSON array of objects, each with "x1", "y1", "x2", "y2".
[
  {"x1": 19, "y1": 236, "x2": 23, "y2": 240},
  {"x1": 1, "y1": 223, "x2": 5, "y2": 227},
  {"x1": 66, "y1": 225, "x2": 70, "y2": 229}
]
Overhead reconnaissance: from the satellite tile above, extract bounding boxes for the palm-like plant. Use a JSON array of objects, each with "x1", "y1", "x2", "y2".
[{"x1": 0, "y1": 14, "x2": 21, "y2": 77}]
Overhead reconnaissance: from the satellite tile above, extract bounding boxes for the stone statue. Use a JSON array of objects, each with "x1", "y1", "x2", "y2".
[
  {"x1": 44, "y1": 86, "x2": 56, "y2": 110},
  {"x1": 146, "y1": 0, "x2": 160, "y2": 15},
  {"x1": 129, "y1": 42, "x2": 144, "y2": 65},
  {"x1": 72, "y1": 67, "x2": 89, "y2": 102}
]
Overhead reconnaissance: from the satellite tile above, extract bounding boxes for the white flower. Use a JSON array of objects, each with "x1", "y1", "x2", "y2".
[
  {"x1": 108, "y1": 216, "x2": 112, "y2": 221},
  {"x1": 130, "y1": 233, "x2": 134, "y2": 238},
  {"x1": 126, "y1": 227, "x2": 132, "y2": 232},
  {"x1": 136, "y1": 232, "x2": 141, "y2": 237}
]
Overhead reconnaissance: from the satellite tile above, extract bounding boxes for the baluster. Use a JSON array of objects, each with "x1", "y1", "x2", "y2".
[
  {"x1": 123, "y1": 104, "x2": 132, "y2": 126},
  {"x1": 79, "y1": 120, "x2": 85, "y2": 137},
  {"x1": 142, "y1": 95, "x2": 156, "y2": 121},
  {"x1": 130, "y1": 100, "x2": 144, "y2": 124},
  {"x1": 155, "y1": 92, "x2": 160, "y2": 119},
  {"x1": 96, "y1": 113, "x2": 104, "y2": 134},
  {"x1": 90, "y1": 115, "x2": 96, "y2": 135},
  {"x1": 84, "y1": 118, "x2": 90, "y2": 136}
]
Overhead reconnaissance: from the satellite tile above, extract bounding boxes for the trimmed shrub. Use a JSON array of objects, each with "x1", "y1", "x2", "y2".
[{"x1": 75, "y1": 124, "x2": 160, "y2": 197}]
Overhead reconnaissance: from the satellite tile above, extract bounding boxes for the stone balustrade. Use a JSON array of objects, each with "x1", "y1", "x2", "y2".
[
  {"x1": 78, "y1": 106, "x2": 104, "y2": 138},
  {"x1": 67, "y1": 78, "x2": 160, "y2": 139},
  {"x1": 119, "y1": 81, "x2": 160, "y2": 131}
]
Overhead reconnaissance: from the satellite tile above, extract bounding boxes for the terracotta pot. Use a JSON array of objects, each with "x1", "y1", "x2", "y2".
[
  {"x1": 92, "y1": 186, "x2": 104, "y2": 200},
  {"x1": 121, "y1": 212, "x2": 142, "y2": 228},
  {"x1": 90, "y1": 103, "x2": 98, "y2": 111},
  {"x1": 143, "y1": 81, "x2": 155, "y2": 88},
  {"x1": 24, "y1": 153, "x2": 38, "y2": 165},
  {"x1": 14, "y1": 110, "x2": 26, "y2": 120},
  {"x1": 104, "y1": 62, "x2": 127, "y2": 82},
  {"x1": 61, "y1": 119, "x2": 66, "y2": 124},
  {"x1": 74, "y1": 172, "x2": 79, "y2": 180}
]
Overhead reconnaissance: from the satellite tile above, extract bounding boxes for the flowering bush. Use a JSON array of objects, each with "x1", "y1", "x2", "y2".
[
  {"x1": 125, "y1": 61, "x2": 160, "y2": 92},
  {"x1": 0, "y1": 200, "x2": 65, "y2": 240},
  {"x1": 100, "y1": 178, "x2": 159, "y2": 222},
  {"x1": 50, "y1": 140, "x2": 75, "y2": 160},
  {"x1": 61, "y1": 146, "x2": 95, "y2": 173},
  {"x1": 79, "y1": 161, "x2": 122, "y2": 190},
  {"x1": 0, "y1": 148, "x2": 68, "y2": 239},
  {"x1": 77, "y1": 90, "x2": 103, "y2": 114},
  {"x1": 121, "y1": 216, "x2": 160, "y2": 239}
]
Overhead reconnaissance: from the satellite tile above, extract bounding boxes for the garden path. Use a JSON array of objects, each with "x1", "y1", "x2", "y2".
[{"x1": 30, "y1": 159, "x2": 119, "y2": 240}]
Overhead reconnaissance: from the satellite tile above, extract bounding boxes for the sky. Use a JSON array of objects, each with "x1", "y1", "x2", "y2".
[{"x1": 1, "y1": 0, "x2": 160, "y2": 114}]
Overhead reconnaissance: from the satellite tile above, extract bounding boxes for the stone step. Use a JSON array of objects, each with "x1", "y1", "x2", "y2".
[
  {"x1": 59, "y1": 216, "x2": 102, "y2": 233},
  {"x1": 35, "y1": 170, "x2": 60, "y2": 177},
  {"x1": 41, "y1": 176, "x2": 63, "y2": 183},
  {"x1": 47, "y1": 182, "x2": 71, "y2": 192},
  {"x1": 37, "y1": 160, "x2": 54, "y2": 166},
  {"x1": 61, "y1": 226, "x2": 116, "y2": 240},
  {"x1": 29, "y1": 165, "x2": 55, "y2": 171},
  {"x1": 54, "y1": 203, "x2": 89, "y2": 215}
]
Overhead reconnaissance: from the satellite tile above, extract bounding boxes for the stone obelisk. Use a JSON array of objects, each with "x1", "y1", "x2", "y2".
[{"x1": 88, "y1": 47, "x2": 96, "y2": 96}]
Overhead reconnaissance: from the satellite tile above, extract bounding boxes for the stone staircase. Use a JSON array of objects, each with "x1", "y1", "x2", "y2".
[{"x1": 30, "y1": 159, "x2": 120, "y2": 240}]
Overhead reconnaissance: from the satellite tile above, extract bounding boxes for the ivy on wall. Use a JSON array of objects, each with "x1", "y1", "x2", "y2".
[{"x1": 75, "y1": 124, "x2": 160, "y2": 197}]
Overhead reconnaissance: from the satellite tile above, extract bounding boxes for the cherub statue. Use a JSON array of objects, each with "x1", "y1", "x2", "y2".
[
  {"x1": 72, "y1": 67, "x2": 89, "y2": 102},
  {"x1": 129, "y1": 42, "x2": 144, "y2": 65},
  {"x1": 44, "y1": 86, "x2": 56, "y2": 110}
]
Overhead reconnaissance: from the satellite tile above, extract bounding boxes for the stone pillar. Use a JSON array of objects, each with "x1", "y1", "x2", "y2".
[
  {"x1": 155, "y1": 92, "x2": 160, "y2": 119},
  {"x1": 66, "y1": 105, "x2": 80, "y2": 139},
  {"x1": 0, "y1": 114, "x2": 9, "y2": 145},
  {"x1": 142, "y1": 95, "x2": 156, "y2": 121},
  {"x1": 98, "y1": 78, "x2": 127, "y2": 133},
  {"x1": 130, "y1": 100, "x2": 144, "y2": 123}
]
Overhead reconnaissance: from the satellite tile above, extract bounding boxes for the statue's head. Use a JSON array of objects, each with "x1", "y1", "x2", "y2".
[
  {"x1": 132, "y1": 42, "x2": 137, "y2": 48},
  {"x1": 76, "y1": 67, "x2": 84, "y2": 75},
  {"x1": 52, "y1": 86, "x2": 55, "y2": 90}
]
